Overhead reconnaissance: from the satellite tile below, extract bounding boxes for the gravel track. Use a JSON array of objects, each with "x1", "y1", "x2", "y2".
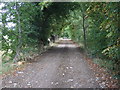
[{"x1": 2, "y1": 39, "x2": 100, "y2": 88}]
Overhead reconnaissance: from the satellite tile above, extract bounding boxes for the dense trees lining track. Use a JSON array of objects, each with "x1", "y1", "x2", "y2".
[{"x1": 1, "y1": 2, "x2": 120, "y2": 87}]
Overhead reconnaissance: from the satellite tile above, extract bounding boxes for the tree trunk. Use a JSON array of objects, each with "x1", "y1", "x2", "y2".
[
  {"x1": 82, "y1": 13, "x2": 87, "y2": 50},
  {"x1": 13, "y1": 2, "x2": 22, "y2": 63}
]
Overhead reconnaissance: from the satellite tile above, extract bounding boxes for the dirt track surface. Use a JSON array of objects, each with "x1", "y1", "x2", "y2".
[{"x1": 2, "y1": 39, "x2": 100, "y2": 88}]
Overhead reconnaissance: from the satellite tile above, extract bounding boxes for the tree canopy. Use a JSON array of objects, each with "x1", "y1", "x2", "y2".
[{"x1": 1, "y1": 2, "x2": 119, "y2": 77}]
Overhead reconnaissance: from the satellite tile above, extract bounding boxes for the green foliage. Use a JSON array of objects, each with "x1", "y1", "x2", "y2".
[
  {"x1": 2, "y1": 2, "x2": 51, "y2": 62},
  {"x1": 1, "y1": 2, "x2": 119, "y2": 77},
  {"x1": 86, "y1": 2, "x2": 119, "y2": 60},
  {"x1": 86, "y1": 2, "x2": 120, "y2": 77}
]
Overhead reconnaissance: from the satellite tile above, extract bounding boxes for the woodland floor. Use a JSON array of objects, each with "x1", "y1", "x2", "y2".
[{"x1": 2, "y1": 39, "x2": 110, "y2": 88}]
